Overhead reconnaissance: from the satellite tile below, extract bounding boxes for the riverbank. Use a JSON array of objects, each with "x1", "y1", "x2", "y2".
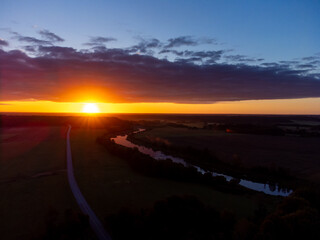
[{"x1": 127, "y1": 126, "x2": 314, "y2": 191}]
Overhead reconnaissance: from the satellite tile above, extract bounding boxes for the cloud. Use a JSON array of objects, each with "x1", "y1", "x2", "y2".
[
  {"x1": 296, "y1": 64, "x2": 316, "y2": 69},
  {"x1": 23, "y1": 45, "x2": 37, "y2": 52},
  {"x1": 271, "y1": 56, "x2": 320, "y2": 74},
  {"x1": 1, "y1": 46, "x2": 320, "y2": 103},
  {"x1": 18, "y1": 36, "x2": 52, "y2": 45},
  {"x1": 12, "y1": 32, "x2": 52, "y2": 45},
  {"x1": 159, "y1": 49, "x2": 224, "y2": 63},
  {"x1": 84, "y1": 36, "x2": 117, "y2": 46},
  {"x1": 1, "y1": 30, "x2": 319, "y2": 103},
  {"x1": 128, "y1": 38, "x2": 161, "y2": 54},
  {"x1": 261, "y1": 62, "x2": 279, "y2": 68},
  {"x1": 159, "y1": 49, "x2": 184, "y2": 56},
  {"x1": 10, "y1": 30, "x2": 64, "y2": 45},
  {"x1": 37, "y1": 46, "x2": 78, "y2": 58},
  {"x1": 164, "y1": 36, "x2": 216, "y2": 48},
  {"x1": 159, "y1": 49, "x2": 224, "y2": 64},
  {"x1": 38, "y1": 29, "x2": 64, "y2": 42},
  {"x1": 165, "y1": 36, "x2": 198, "y2": 48},
  {"x1": 185, "y1": 50, "x2": 224, "y2": 63},
  {"x1": 224, "y1": 54, "x2": 261, "y2": 63},
  {"x1": 302, "y1": 56, "x2": 317, "y2": 61},
  {"x1": 0, "y1": 38, "x2": 9, "y2": 46}
]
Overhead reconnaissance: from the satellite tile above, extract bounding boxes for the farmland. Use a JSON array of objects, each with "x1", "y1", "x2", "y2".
[
  {"x1": 1, "y1": 114, "x2": 320, "y2": 239},
  {"x1": 131, "y1": 123, "x2": 320, "y2": 183},
  {"x1": 0, "y1": 126, "x2": 80, "y2": 239},
  {"x1": 70, "y1": 127, "x2": 275, "y2": 221}
]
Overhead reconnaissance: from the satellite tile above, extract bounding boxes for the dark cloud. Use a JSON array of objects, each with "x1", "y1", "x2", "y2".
[
  {"x1": 23, "y1": 45, "x2": 37, "y2": 52},
  {"x1": 200, "y1": 37, "x2": 217, "y2": 45},
  {"x1": 165, "y1": 36, "x2": 198, "y2": 48},
  {"x1": 224, "y1": 54, "x2": 260, "y2": 63},
  {"x1": 37, "y1": 46, "x2": 79, "y2": 58},
  {"x1": 261, "y1": 62, "x2": 280, "y2": 68},
  {"x1": 302, "y1": 56, "x2": 317, "y2": 61},
  {"x1": 129, "y1": 38, "x2": 161, "y2": 54},
  {"x1": 186, "y1": 50, "x2": 224, "y2": 62},
  {"x1": 159, "y1": 49, "x2": 224, "y2": 63},
  {"x1": 297, "y1": 64, "x2": 316, "y2": 69},
  {"x1": 12, "y1": 32, "x2": 52, "y2": 45},
  {"x1": 279, "y1": 60, "x2": 299, "y2": 65},
  {"x1": 164, "y1": 36, "x2": 216, "y2": 49},
  {"x1": 309, "y1": 60, "x2": 320, "y2": 65},
  {"x1": 159, "y1": 49, "x2": 184, "y2": 56},
  {"x1": 0, "y1": 39, "x2": 9, "y2": 46},
  {"x1": 38, "y1": 29, "x2": 64, "y2": 42},
  {"x1": 84, "y1": 36, "x2": 117, "y2": 46},
  {"x1": 175, "y1": 57, "x2": 202, "y2": 64},
  {"x1": 1, "y1": 31, "x2": 319, "y2": 102},
  {"x1": 129, "y1": 36, "x2": 216, "y2": 55},
  {"x1": 18, "y1": 36, "x2": 52, "y2": 45},
  {"x1": 1, "y1": 46, "x2": 320, "y2": 103},
  {"x1": 276, "y1": 57, "x2": 320, "y2": 73}
]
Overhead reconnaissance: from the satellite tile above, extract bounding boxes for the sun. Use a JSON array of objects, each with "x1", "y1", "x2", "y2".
[{"x1": 82, "y1": 103, "x2": 100, "y2": 113}]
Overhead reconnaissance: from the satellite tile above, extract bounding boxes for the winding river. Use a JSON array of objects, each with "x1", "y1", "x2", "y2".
[{"x1": 111, "y1": 130, "x2": 292, "y2": 196}]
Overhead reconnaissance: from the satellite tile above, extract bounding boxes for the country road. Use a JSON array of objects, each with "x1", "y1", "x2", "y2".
[{"x1": 66, "y1": 125, "x2": 112, "y2": 240}]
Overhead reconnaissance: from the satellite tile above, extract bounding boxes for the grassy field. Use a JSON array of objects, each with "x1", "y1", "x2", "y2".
[
  {"x1": 0, "y1": 124, "x2": 281, "y2": 239},
  {"x1": 70, "y1": 128, "x2": 279, "y2": 230},
  {"x1": 134, "y1": 127, "x2": 320, "y2": 182},
  {"x1": 1, "y1": 127, "x2": 67, "y2": 178},
  {"x1": 0, "y1": 126, "x2": 80, "y2": 240}
]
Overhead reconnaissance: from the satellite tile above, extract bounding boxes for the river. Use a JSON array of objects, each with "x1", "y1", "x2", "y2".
[{"x1": 111, "y1": 130, "x2": 292, "y2": 196}]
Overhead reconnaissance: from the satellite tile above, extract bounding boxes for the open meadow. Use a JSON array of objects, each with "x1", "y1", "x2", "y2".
[
  {"x1": 133, "y1": 126, "x2": 320, "y2": 183},
  {"x1": 70, "y1": 127, "x2": 279, "y2": 225},
  {"x1": 0, "y1": 126, "x2": 82, "y2": 239},
  {"x1": 1, "y1": 114, "x2": 319, "y2": 239}
]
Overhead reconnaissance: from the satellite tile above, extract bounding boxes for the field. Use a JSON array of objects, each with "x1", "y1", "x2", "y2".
[
  {"x1": 0, "y1": 126, "x2": 80, "y2": 240},
  {"x1": 3, "y1": 114, "x2": 319, "y2": 239},
  {"x1": 0, "y1": 119, "x2": 279, "y2": 239},
  {"x1": 70, "y1": 128, "x2": 278, "y2": 226},
  {"x1": 133, "y1": 126, "x2": 320, "y2": 182}
]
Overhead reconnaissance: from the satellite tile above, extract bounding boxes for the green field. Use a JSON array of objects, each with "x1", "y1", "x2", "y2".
[
  {"x1": 0, "y1": 127, "x2": 79, "y2": 240},
  {"x1": 133, "y1": 126, "x2": 320, "y2": 182},
  {"x1": 70, "y1": 128, "x2": 279, "y2": 228}
]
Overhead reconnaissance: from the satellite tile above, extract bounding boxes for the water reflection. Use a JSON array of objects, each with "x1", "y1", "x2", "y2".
[{"x1": 111, "y1": 130, "x2": 292, "y2": 196}]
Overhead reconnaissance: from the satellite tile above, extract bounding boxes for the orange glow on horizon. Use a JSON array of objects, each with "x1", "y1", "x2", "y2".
[{"x1": 0, "y1": 98, "x2": 320, "y2": 115}]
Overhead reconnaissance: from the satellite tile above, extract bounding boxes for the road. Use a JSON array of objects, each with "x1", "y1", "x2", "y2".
[{"x1": 66, "y1": 125, "x2": 112, "y2": 240}]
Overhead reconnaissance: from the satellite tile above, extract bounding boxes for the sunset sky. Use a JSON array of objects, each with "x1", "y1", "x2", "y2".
[{"x1": 1, "y1": 0, "x2": 320, "y2": 114}]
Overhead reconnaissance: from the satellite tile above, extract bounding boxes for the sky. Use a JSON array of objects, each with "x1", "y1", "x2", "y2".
[{"x1": 0, "y1": 0, "x2": 320, "y2": 114}]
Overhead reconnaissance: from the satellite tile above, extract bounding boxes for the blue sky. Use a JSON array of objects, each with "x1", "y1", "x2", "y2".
[{"x1": 1, "y1": 0, "x2": 319, "y2": 62}]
